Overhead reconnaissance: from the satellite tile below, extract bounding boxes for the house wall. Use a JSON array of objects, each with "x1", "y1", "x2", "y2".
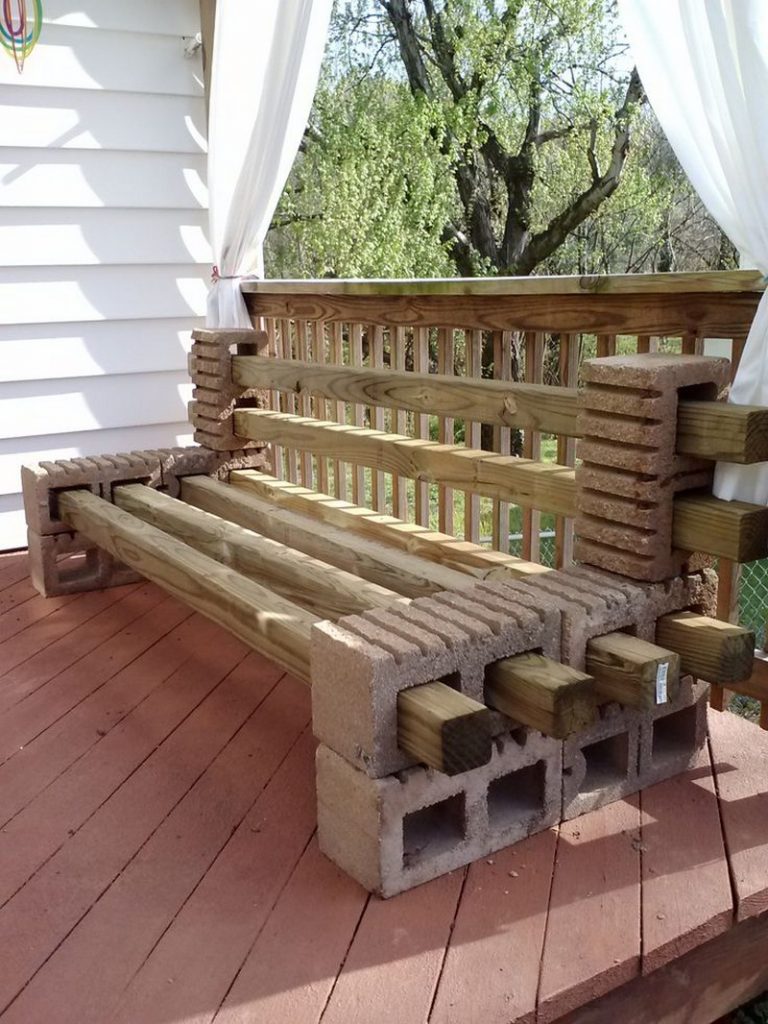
[{"x1": 0, "y1": 0, "x2": 209, "y2": 549}]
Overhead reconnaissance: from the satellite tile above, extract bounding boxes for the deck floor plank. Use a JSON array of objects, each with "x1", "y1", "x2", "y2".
[
  {"x1": 111, "y1": 719, "x2": 318, "y2": 1024},
  {"x1": 0, "y1": 582, "x2": 149, "y2": 710},
  {"x1": 213, "y1": 838, "x2": 368, "y2": 1024},
  {"x1": 537, "y1": 797, "x2": 642, "y2": 1023},
  {"x1": 319, "y1": 870, "x2": 465, "y2": 1024},
  {"x1": 709, "y1": 707, "x2": 768, "y2": 921},
  {"x1": 0, "y1": 551, "x2": 32, "y2": 591},
  {"x1": 5, "y1": 663, "x2": 302, "y2": 1024},
  {"x1": 0, "y1": 602, "x2": 196, "y2": 825},
  {"x1": 640, "y1": 744, "x2": 733, "y2": 974},
  {"x1": 0, "y1": 586, "x2": 178, "y2": 764},
  {"x1": 429, "y1": 829, "x2": 558, "y2": 1024},
  {"x1": 0, "y1": 628, "x2": 250, "y2": 1015},
  {"x1": 0, "y1": 568, "x2": 765, "y2": 1024}
]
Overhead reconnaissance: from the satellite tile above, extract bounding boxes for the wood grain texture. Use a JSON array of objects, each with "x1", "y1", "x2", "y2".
[
  {"x1": 640, "y1": 745, "x2": 732, "y2": 974},
  {"x1": 181, "y1": 475, "x2": 471, "y2": 598},
  {"x1": 244, "y1": 289, "x2": 760, "y2": 337},
  {"x1": 538, "y1": 797, "x2": 642, "y2": 1023},
  {"x1": 232, "y1": 413, "x2": 768, "y2": 556},
  {"x1": 233, "y1": 354, "x2": 768, "y2": 464},
  {"x1": 397, "y1": 681, "x2": 494, "y2": 776},
  {"x1": 656, "y1": 612, "x2": 754, "y2": 685},
  {"x1": 57, "y1": 489, "x2": 316, "y2": 683},
  {"x1": 485, "y1": 653, "x2": 597, "y2": 738},
  {"x1": 113, "y1": 483, "x2": 403, "y2": 619},
  {"x1": 585, "y1": 633, "x2": 681, "y2": 710},
  {"x1": 228, "y1": 471, "x2": 549, "y2": 579},
  {"x1": 708, "y1": 708, "x2": 768, "y2": 920}
]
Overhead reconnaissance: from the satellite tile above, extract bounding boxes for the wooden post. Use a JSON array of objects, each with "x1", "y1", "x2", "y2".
[
  {"x1": 485, "y1": 653, "x2": 596, "y2": 738},
  {"x1": 397, "y1": 682, "x2": 494, "y2": 775},
  {"x1": 585, "y1": 633, "x2": 681, "y2": 709},
  {"x1": 656, "y1": 612, "x2": 755, "y2": 685}
]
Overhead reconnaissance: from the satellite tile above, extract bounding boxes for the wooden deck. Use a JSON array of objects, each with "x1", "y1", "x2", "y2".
[{"x1": 0, "y1": 546, "x2": 766, "y2": 1024}]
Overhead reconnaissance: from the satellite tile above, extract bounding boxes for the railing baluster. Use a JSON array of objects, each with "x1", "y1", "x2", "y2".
[
  {"x1": 391, "y1": 326, "x2": 408, "y2": 520},
  {"x1": 350, "y1": 323, "x2": 367, "y2": 506},
  {"x1": 279, "y1": 318, "x2": 299, "y2": 484},
  {"x1": 315, "y1": 320, "x2": 329, "y2": 494},
  {"x1": 295, "y1": 319, "x2": 314, "y2": 489},
  {"x1": 491, "y1": 330, "x2": 512, "y2": 552},
  {"x1": 370, "y1": 325, "x2": 386, "y2": 512},
  {"x1": 330, "y1": 322, "x2": 347, "y2": 500},
  {"x1": 437, "y1": 327, "x2": 455, "y2": 536},
  {"x1": 522, "y1": 331, "x2": 544, "y2": 562},
  {"x1": 413, "y1": 326, "x2": 430, "y2": 527},
  {"x1": 465, "y1": 330, "x2": 482, "y2": 544},
  {"x1": 264, "y1": 318, "x2": 283, "y2": 480},
  {"x1": 554, "y1": 333, "x2": 580, "y2": 568}
]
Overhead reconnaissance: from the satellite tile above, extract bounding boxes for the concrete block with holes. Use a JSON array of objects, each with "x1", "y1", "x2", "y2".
[
  {"x1": 188, "y1": 327, "x2": 269, "y2": 450},
  {"x1": 575, "y1": 354, "x2": 729, "y2": 581},
  {"x1": 562, "y1": 677, "x2": 710, "y2": 821},
  {"x1": 310, "y1": 580, "x2": 561, "y2": 779},
  {"x1": 22, "y1": 446, "x2": 265, "y2": 596},
  {"x1": 316, "y1": 726, "x2": 561, "y2": 898}
]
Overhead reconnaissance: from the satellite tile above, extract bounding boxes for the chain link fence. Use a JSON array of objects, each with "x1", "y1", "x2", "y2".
[{"x1": 739, "y1": 558, "x2": 768, "y2": 649}]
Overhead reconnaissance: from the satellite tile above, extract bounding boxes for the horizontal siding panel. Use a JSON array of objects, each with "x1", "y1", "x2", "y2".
[
  {"x1": 1, "y1": 420, "x2": 194, "y2": 495},
  {"x1": 1, "y1": 209, "x2": 211, "y2": 266},
  {"x1": 0, "y1": 86, "x2": 206, "y2": 153},
  {"x1": 0, "y1": 265, "x2": 209, "y2": 324},
  {"x1": 0, "y1": 26, "x2": 203, "y2": 96},
  {"x1": 0, "y1": 371, "x2": 192, "y2": 440},
  {"x1": 44, "y1": 0, "x2": 200, "y2": 36},
  {"x1": 0, "y1": 149, "x2": 207, "y2": 208},
  {"x1": 0, "y1": 497, "x2": 26, "y2": 551},
  {"x1": 0, "y1": 319, "x2": 196, "y2": 382}
]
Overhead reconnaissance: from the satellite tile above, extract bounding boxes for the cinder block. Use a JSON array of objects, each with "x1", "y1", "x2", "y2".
[
  {"x1": 316, "y1": 726, "x2": 561, "y2": 897},
  {"x1": 562, "y1": 677, "x2": 709, "y2": 821},
  {"x1": 575, "y1": 354, "x2": 730, "y2": 581},
  {"x1": 22, "y1": 459, "x2": 104, "y2": 537},
  {"x1": 27, "y1": 528, "x2": 142, "y2": 597},
  {"x1": 311, "y1": 581, "x2": 560, "y2": 778},
  {"x1": 156, "y1": 446, "x2": 266, "y2": 498},
  {"x1": 562, "y1": 701, "x2": 642, "y2": 820},
  {"x1": 638, "y1": 677, "x2": 709, "y2": 785},
  {"x1": 188, "y1": 328, "x2": 268, "y2": 450}
]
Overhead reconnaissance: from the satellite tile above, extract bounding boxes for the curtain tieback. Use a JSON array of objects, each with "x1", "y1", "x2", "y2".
[{"x1": 211, "y1": 266, "x2": 242, "y2": 283}]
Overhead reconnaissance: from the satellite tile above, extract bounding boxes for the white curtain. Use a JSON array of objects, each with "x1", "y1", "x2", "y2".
[
  {"x1": 619, "y1": 0, "x2": 768, "y2": 504},
  {"x1": 206, "y1": 0, "x2": 333, "y2": 328}
]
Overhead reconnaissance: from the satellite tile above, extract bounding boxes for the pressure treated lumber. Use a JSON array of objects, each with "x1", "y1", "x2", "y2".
[
  {"x1": 228, "y1": 472, "x2": 549, "y2": 579},
  {"x1": 59, "y1": 489, "x2": 493, "y2": 775},
  {"x1": 112, "y1": 483, "x2": 403, "y2": 620},
  {"x1": 180, "y1": 475, "x2": 472, "y2": 598},
  {"x1": 731, "y1": 651, "x2": 768, "y2": 703},
  {"x1": 234, "y1": 355, "x2": 768, "y2": 464},
  {"x1": 484, "y1": 653, "x2": 597, "y2": 738},
  {"x1": 56, "y1": 489, "x2": 316, "y2": 682},
  {"x1": 586, "y1": 632, "x2": 681, "y2": 709},
  {"x1": 397, "y1": 682, "x2": 495, "y2": 775},
  {"x1": 655, "y1": 611, "x2": 754, "y2": 685},
  {"x1": 233, "y1": 413, "x2": 768, "y2": 562}
]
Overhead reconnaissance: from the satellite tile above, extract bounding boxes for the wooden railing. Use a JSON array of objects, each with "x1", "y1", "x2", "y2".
[{"x1": 241, "y1": 270, "x2": 764, "y2": 571}]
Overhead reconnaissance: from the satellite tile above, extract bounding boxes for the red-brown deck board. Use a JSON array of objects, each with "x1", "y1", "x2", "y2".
[{"x1": 0, "y1": 549, "x2": 767, "y2": 1024}]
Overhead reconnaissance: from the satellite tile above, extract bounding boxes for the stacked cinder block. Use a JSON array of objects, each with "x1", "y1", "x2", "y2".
[
  {"x1": 575, "y1": 354, "x2": 729, "y2": 581},
  {"x1": 21, "y1": 446, "x2": 264, "y2": 596},
  {"x1": 188, "y1": 327, "x2": 268, "y2": 450},
  {"x1": 312, "y1": 582, "x2": 564, "y2": 897}
]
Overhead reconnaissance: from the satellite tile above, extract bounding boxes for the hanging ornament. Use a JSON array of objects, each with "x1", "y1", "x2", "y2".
[{"x1": 1, "y1": 0, "x2": 43, "y2": 74}]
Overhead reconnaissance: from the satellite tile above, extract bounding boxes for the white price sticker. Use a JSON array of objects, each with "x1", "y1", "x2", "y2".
[{"x1": 655, "y1": 662, "x2": 669, "y2": 704}]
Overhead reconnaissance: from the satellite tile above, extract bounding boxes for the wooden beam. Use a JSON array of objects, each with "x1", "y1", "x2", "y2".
[
  {"x1": 484, "y1": 653, "x2": 597, "y2": 738},
  {"x1": 233, "y1": 355, "x2": 577, "y2": 436},
  {"x1": 655, "y1": 612, "x2": 755, "y2": 685},
  {"x1": 730, "y1": 651, "x2": 768, "y2": 703},
  {"x1": 231, "y1": 414, "x2": 768, "y2": 561},
  {"x1": 234, "y1": 410, "x2": 577, "y2": 516},
  {"x1": 233, "y1": 355, "x2": 768, "y2": 464},
  {"x1": 397, "y1": 682, "x2": 495, "y2": 775},
  {"x1": 57, "y1": 489, "x2": 316, "y2": 683},
  {"x1": 227, "y1": 472, "x2": 549, "y2": 579},
  {"x1": 672, "y1": 494, "x2": 768, "y2": 562},
  {"x1": 113, "y1": 483, "x2": 403, "y2": 619},
  {"x1": 585, "y1": 633, "x2": 681, "y2": 709},
  {"x1": 180, "y1": 475, "x2": 472, "y2": 598}
]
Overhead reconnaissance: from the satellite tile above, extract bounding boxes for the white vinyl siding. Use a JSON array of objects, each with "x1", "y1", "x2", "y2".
[{"x1": 0, "y1": 0, "x2": 208, "y2": 549}]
